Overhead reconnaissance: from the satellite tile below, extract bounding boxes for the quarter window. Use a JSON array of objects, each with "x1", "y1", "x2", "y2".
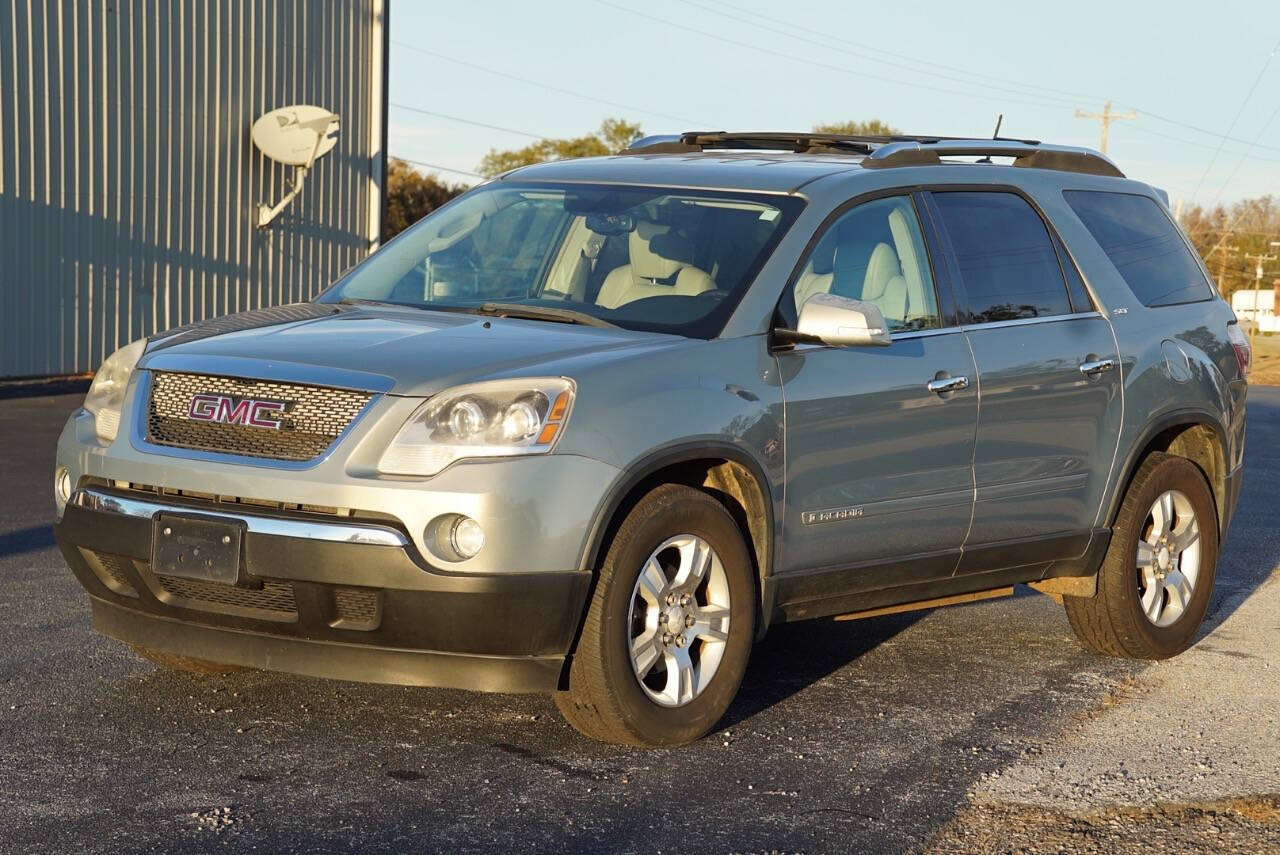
[
  {"x1": 788, "y1": 196, "x2": 941, "y2": 333},
  {"x1": 1064, "y1": 190, "x2": 1213, "y2": 307},
  {"x1": 931, "y1": 191, "x2": 1073, "y2": 323}
]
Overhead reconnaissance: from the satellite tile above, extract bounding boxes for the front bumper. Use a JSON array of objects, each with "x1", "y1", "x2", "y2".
[{"x1": 55, "y1": 489, "x2": 593, "y2": 692}]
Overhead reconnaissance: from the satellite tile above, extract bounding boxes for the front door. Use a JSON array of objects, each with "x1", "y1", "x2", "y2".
[{"x1": 775, "y1": 195, "x2": 978, "y2": 582}]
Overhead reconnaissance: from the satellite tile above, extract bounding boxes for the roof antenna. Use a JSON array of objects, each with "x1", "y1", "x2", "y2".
[{"x1": 975, "y1": 114, "x2": 1004, "y2": 164}]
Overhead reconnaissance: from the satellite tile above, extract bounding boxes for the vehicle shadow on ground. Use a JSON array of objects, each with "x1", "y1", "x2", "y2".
[{"x1": 721, "y1": 609, "x2": 924, "y2": 729}]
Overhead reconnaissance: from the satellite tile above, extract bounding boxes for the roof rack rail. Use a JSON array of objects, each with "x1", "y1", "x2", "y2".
[
  {"x1": 863, "y1": 139, "x2": 1124, "y2": 177},
  {"x1": 624, "y1": 131, "x2": 1040, "y2": 156},
  {"x1": 621, "y1": 131, "x2": 1123, "y2": 178}
]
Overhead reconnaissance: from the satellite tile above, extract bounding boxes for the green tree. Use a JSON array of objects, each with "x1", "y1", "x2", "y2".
[
  {"x1": 812, "y1": 119, "x2": 901, "y2": 137},
  {"x1": 1180, "y1": 196, "x2": 1280, "y2": 300},
  {"x1": 477, "y1": 118, "x2": 643, "y2": 177},
  {"x1": 383, "y1": 158, "x2": 468, "y2": 240}
]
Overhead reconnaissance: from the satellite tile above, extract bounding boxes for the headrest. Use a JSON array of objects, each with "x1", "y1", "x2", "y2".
[
  {"x1": 862, "y1": 242, "x2": 902, "y2": 300},
  {"x1": 630, "y1": 220, "x2": 694, "y2": 280}
]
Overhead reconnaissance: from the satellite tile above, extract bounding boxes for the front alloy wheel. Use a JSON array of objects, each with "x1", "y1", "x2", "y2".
[
  {"x1": 628, "y1": 535, "x2": 732, "y2": 708},
  {"x1": 555, "y1": 484, "x2": 755, "y2": 747}
]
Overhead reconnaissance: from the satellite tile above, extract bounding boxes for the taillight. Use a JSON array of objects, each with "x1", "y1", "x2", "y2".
[{"x1": 1227, "y1": 323, "x2": 1251, "y2": 379}]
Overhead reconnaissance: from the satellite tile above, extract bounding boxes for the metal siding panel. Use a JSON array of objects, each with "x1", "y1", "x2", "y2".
[{"x1": 0, "y1": 0, "x2": 380, "y2": 378}]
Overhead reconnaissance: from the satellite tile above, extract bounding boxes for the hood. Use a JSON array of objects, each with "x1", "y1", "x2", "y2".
[{"x1": 140, "y1": 303, "x2": 686, "y2": 396}]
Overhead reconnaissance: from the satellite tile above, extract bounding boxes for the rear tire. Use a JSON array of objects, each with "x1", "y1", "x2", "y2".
[
  {"x1": 1064, "y1": 452, "x2": 1218, "y2": 659},
  {"x1": 130, "y1": 644, "x2": 245, "y2": 675},
  {"x1": 555, "y1": 484, "x2": 755, "y2": 747}
]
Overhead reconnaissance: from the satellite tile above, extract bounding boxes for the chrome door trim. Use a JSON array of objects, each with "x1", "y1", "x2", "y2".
[
  {"x1": 69, "y1": 488, "x2": 410, "y2": 547},
  {"x1": 960, "y1": 311, "x2": 1102, "y2": 332}
]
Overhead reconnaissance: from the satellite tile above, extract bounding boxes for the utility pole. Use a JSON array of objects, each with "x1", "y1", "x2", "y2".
[
  {"x1": 1217, "y1": 244, "x2": 1239, "y2": 294},
  {"x1": 1244, "y1": 250, "x2": 1278, "y2": 349},
  {"x1": 1074, "y1": 99, "x2": 1137, "y2": 154}
]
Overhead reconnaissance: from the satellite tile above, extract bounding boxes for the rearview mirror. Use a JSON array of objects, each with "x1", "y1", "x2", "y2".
[{"x1": 793, "y1": 293, "x2": 892, "y2": 347}]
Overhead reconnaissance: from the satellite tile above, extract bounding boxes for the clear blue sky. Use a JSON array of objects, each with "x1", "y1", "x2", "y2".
[{"x1": 388, "y1": 0, "x2": 1279, "y2": 209}]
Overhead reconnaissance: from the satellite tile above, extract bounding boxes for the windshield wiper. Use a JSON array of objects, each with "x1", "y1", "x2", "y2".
[{"x1": 478, "y1": 303, "x2": 618, "y2": 329}]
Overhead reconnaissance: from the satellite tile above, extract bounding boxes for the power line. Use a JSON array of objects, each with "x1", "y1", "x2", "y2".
[
  {"x1": 390, "y1": 41, "x2": 711, "y2": 127},
  {"x1": 1189, "y1": 38, "x2": 1280, "y2": 202},
  {"x1": 392, "y1": 156, "x2": 485, "y2": 179},
  {"x1": 388, "y1": 103, "x2": 546, "y2": 139},
  {"x1": 673, "y1": 0, "x2": 1083, "y2": 111},
  {"x1": 1209, "y1": 97, "x2": 1280, "y2": 207},
  {"x1": 684, "y1": 0, "x2": 1111, "y2": 106},
  {"x1": 592, "y1": 0, "x2": 1076, "y2": 114}
]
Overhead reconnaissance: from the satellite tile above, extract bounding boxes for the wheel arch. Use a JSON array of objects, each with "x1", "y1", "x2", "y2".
[
  {"x1": 577, "y1": 442, "x2": 775, "y2": 621},
  {"x1": 1105, "y1": 410, "x2": 1229, "y2": 535}
]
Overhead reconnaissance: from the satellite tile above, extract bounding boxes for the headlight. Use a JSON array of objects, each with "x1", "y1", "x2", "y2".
[
  {"x1": 83, "y1": 338, "x2": 146, "y2": 443},
  {"x1": 378, "y1": 378, "x2": 574, "y2": 476}
]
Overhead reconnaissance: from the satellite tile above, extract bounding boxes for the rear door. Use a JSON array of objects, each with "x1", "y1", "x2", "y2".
[
  {"x1": 776, "y1": 193, "x2": 977, "y2": 582},
  {"x1": 924, "y1": 189, "x2": 1122, "y2": 570}
]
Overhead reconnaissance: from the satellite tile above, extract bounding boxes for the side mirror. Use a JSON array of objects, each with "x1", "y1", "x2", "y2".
[{"x1": 790, "y1": 293, "x2": 892, "y2": 347}]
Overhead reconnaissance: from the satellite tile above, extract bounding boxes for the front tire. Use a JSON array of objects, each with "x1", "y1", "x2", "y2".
[
  {"x1": 1064, "y1": 452, "x2": 1219, "y2": 659},
  {"x1": 555, "y1": 484, "x2": 756, "y2": 747}
]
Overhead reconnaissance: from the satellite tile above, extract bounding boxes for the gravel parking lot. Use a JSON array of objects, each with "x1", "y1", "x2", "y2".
[{"x1": 1, "y1": 388, "x2": 1276, "y2": 854}]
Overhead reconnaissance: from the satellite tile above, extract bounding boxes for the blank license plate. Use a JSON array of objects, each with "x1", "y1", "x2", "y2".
[{"x1": 151, "y1": 514, "x2": 244, "y2": 584}]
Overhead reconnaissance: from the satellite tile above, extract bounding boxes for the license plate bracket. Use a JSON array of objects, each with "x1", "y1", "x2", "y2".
[{"x1": 151, "y1": 514, "x2": 244, "y2": 585}]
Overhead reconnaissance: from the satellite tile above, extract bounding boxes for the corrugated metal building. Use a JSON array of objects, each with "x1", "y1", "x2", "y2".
[{"x1": 0, "y1": 0, "x2": 387, "y2": 379}]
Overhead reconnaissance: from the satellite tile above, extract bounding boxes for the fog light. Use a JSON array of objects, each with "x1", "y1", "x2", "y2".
[
  {"x1": 54, "y1": 466, "x2": 72, "y2": 506},
  {"x1": 449, "y1": 516, "x2": 485, "y2": 559}
]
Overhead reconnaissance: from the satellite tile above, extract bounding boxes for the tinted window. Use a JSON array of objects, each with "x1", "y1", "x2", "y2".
[
  {"x1": 1064, "y1": 190, "x2": 1213, "y2": 306},
  {"x1": 932, "y1": 192, "x2": 1073, "y2": 323},
  {"x1": 323, "y1": 182, "x2": 801, "y2": 339},
  {"x1": 785, "y1": 196, "x2": 941, "y2": 333}
]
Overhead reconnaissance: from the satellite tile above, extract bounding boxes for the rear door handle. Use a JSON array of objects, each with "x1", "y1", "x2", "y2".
[
  {"x1": 926, "y1": 375, "x2": 969, "y2": 395},
  {"x1": 1079, "y1": 358, "x2": 1117, "y2": 377}
]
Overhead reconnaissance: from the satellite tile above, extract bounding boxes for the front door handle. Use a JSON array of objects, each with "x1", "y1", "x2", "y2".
[
  {"x1": 1079, "y1": 358, "x2": 1117, "y2": 377},
  {"x1": 926, "y1": 375, "x2": 969, "y2": 395}
]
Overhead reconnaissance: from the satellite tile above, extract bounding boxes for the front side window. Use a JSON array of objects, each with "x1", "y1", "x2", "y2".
[
  {"x1": 785, "y1": 195, "x2": 941, "y2": 333},
  {"x1": 931, "y1": 191, "x2": 1073, "y2": 323},
  {"x1": 321, "y1": 182, "x2": 801, "y2": 338},
  {"x1": 1064, "y1": 190, "x2": 1213, "y2": 307}
]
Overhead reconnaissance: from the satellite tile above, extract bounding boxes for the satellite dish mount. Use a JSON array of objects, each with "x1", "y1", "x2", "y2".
[{"x1": 251, "y1": 105, "x2": 340, "y2": 228}]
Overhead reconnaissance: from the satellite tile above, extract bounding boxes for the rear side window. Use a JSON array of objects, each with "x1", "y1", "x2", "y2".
[
  {"x1": 931, "y1": 192, "x2": 1073, "y2": 323},
  {"x1": 1064, "y1": 190, "x2": 1213, "y2": 307}
]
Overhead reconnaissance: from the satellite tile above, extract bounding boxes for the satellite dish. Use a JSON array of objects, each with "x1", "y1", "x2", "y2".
[{"x1": 251, "y1": 104, "x2": 340, "y2": 227}]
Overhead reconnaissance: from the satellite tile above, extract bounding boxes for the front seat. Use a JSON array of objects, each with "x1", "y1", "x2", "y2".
[
  {"x1": 860, "y1": 242, "x2": 909, "y2": 322},
  {"x1": 596, "y1": 221, "x2": 716, "y2": 309}
]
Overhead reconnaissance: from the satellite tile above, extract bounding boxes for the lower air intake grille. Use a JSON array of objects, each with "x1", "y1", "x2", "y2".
[
  {"x1": 85, "y1": 550, "x2": 139, "y2": 598},
  {"x1": 333, "y1": 588, "x2": 380, "y2": 630},
  {"x1": 154, "y1": 575, "x2": 298, "y2": 621},
  {"x1": 146, "y1": 372, "x2": 374, "y2": 461}
]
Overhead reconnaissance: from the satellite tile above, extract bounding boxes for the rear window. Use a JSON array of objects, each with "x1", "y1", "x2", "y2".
[
  {"x1": 1063, "y1": 190, "x2": 1213, "y2": 307},
  {"x1": 931, "y1": 191, "x2": 1073, "y2": 323}
]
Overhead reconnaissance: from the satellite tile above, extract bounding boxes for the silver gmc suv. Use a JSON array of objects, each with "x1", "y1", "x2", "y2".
[{"x1": 54, "y1": 133, "x2": 1249, "y2": 747}]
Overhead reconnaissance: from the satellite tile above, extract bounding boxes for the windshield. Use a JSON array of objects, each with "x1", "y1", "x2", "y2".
[{"x1": 319, "y1": 182, "x2": 802, "y2": 338}]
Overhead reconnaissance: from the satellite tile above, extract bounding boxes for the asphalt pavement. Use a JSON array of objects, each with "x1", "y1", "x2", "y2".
[{"x1": 1, "y1": 389, "x2": 1276, "y2": 854}]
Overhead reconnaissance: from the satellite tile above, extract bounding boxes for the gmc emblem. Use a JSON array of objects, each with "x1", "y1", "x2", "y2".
[{"x1": 187, "y1": 394, "x2": 289, "y2": 429}]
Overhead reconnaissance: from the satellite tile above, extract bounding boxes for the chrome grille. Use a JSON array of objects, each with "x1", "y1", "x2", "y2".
[{"x1": 146, "y1": 372, "x2": 374, "y2": 461}]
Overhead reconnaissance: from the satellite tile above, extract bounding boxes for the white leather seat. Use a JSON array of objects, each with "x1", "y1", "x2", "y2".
[
  {"x1": 596, "y1": 221, "x2": 716, "y2": 309},
  {"x1": 860, "y1": 242, "x2": 909, "y2": 322},
  {"x1": 887, "y1": 208, "x2": 931, "y2": 324}
]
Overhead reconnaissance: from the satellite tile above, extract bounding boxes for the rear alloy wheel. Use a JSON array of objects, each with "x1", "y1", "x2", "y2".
[
  {"x1": 1064, "y1": 452, "x2": 1219, "y2": 659},
  {"x1": 555, "y1": 484, "x2": 755, "y2": 747}
]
